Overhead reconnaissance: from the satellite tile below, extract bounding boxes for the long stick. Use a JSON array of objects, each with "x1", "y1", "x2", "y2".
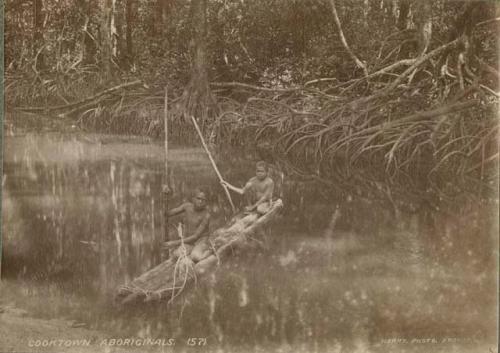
[
  {"x1": 190, "y1": 115, "x2": 236, "y2": 213},
  {"x1": 163, "y1": 87, "x2": 170, "y2": 242}
]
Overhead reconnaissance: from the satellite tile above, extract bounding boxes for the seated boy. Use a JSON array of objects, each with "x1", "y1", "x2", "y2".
[
  {"x1": 162, "y1": 189, "x2": 212, "y2": 262},
  {"x1": 221, "y1": 161, "x2": 274, "y2": 214}
]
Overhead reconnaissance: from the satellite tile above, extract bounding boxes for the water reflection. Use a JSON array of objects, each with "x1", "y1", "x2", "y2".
[{"x1": 2, "y1": 132, "x2": 497, "y2": 352}]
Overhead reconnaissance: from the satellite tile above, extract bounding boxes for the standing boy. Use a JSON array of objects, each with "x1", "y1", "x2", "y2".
[{"x1": 221, "y1": 161, "x2": 274, "y2": 214}]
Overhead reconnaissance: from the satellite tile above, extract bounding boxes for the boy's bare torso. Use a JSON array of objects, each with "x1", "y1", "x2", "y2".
[
  {"x1": 246, "y1": 176, "x2": 273, "y2": 201},
  {"x1": 178, "y1": 203, "x2": 210, "y2": 239}
]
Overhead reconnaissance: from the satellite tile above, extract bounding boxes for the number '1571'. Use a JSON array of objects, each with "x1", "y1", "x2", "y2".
[{"x1": 187, "y1": 338, "x2": 207, "y2": 346}]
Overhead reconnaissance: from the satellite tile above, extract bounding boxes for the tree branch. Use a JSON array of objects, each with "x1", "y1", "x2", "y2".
[
  {"x1": 328, "y1": 0, "x2": 368, "y2": 76},
  {"x1": 349, "y1": 37, "x2": 464, "y2": 108},
  {"x1": 397, "y1": 99, "x2": 478, "y2": 124},
  {"x1": 304, "y1": 78, "x2": 337, "y2": 86},
  {"x1": 476, "y1": 56, "x2": 500, "y2": 78},
  {"x1": 476, "y1": 17, "x2": 500, "y2": 27},
  {"x1": 210, "y1": 81, "x2": 302, "y2": 93},
  {"x1": 16, "y1": 80, "x2": 143, "y2": 113}
]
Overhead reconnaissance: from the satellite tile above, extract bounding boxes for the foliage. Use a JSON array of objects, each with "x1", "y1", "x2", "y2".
[{"x1": 4, "y1": 0, "x2": 499, "y2": 206}]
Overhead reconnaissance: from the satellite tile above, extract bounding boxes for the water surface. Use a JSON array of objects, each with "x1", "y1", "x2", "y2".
[{"x1": 1, "y1": 132, "x2": 497, "y2": 353}]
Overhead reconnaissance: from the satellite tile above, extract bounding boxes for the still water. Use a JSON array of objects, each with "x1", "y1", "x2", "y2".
[{"x1": 1, "y1": 132, "x2": 497, "y2": 353}]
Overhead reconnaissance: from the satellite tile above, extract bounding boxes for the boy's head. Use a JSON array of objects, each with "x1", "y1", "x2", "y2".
[
  {"x1": 193, "y1": 189, "x2": 208, "y2": 210},
  {"x1": 255, "y1": 161, "x2": 268, "y2": 180}
]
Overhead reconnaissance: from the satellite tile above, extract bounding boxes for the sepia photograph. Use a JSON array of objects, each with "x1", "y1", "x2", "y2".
[{"x1": 1, "y1": 0, "x2": 498, "y2": 352}]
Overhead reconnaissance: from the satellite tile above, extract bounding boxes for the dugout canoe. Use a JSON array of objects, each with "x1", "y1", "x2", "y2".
[{"x1": 115, "y1": 199, "x2": 283, "y2": 305}]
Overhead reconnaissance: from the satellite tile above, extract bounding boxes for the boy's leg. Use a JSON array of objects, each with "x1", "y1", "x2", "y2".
[
  {"x1": 190, "y1": 239, "x2": 211, "y2": 262},
  {"x1": 172, "y1": 244, "x2": 194, "y2": 259},
  {"x1": 256, "y1": 202, "x2": 271, "y2": 215}
]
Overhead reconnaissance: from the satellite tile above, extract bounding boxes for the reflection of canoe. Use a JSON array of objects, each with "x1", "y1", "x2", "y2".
[{"x1": 115, "y1": 199, "x2": 283, "y2": 305}]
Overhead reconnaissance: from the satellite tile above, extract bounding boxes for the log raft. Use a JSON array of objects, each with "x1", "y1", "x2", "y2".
[{"x1": 115, "y1": 199, "x2": 283, "y2": 305}]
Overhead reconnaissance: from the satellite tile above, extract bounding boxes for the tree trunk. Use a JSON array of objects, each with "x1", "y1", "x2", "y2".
[
  {"x1": 397, "y1": 0, "x2": 410, "y2": 30},
  {"x1": 363, "y1": 0, "x2": 369, "y2": 28},
  {"x1": 449, "y1": 1, "x2": 488, "y2": 39},
  {"x1": 212, "y1": 2, "x2": 229, "y2": 81},
  {"x1": 99, "y1": 0, "x2": 115, "y2": 79},
  {"x1": 156, "y1": 0, "x2": 165, "y2": 28},
  {"x1": 111, "y1": 0, "x2": 117, "y2": 58},
  {"x1": 113, "y1": 0, "x2": 125, "y2": 65},
  {"x1": 33, "y1": 0, "x2": 45, "y2": 71},
  {"x1": 396, "y1": 0, "x2": 412, "y2": 59},
  {"x1": 414, "y1": 0, "x2": 432, "y2": 55},
  {"x1": 437, "y1": 2, "x2": 491, "y2": 72},
  {"x1": 180, "y1": 0, "x2": 216, "y2": 126},
  {"x1": 191, "y1": 0, "x2": 208, "y2": 82},
  {"x1": 148, "y1": 0, "x2": 164, "y2": 36},
  {"x1": 77, "y1": 0, "x2": 97, "y2": 65},
  {"x1": 125, "y1": 0, "x2": 134, "y2": 60}
]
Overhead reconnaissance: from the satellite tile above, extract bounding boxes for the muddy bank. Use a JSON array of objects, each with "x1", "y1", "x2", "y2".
[
  {"x1": 0, "y1": 304, "x2": 129, "y2": 353},
  {"x1": 0, "y1": 301, "x2": 496, "y2": 353}
]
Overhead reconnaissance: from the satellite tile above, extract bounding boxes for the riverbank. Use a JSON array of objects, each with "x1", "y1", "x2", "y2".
[
  {"x1": 0, "y1": 305, "x2": 106, "y2": 353},
  {"x1": 1, "y1": 306, "x2": 497, "y2": 353}
]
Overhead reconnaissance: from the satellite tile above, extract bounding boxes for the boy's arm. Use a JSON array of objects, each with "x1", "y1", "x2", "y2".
[
  {"x1": 182, "y1": 213, "x2": 210, "y2": 243},
  {"x1": 166, "y1": 203, "x2": 186, "y2": 217},
  {"x1": 161, "y1": 204, "x2": 187, "y2": 249},
  {"x1": 162, "y1": 210, "x2": 209, "y2": 249},
  {"x1": 221, "y1": 180, "x2": 245, "y2": 195}
]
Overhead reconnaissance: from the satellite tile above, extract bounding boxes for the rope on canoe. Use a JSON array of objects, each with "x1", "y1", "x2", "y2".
[
  {"x1": 169, "y1": 250, "x2": 196, "y2": 304},
  {"x1": 208, "y1": 239, "x2": 221, "y2": 266}
]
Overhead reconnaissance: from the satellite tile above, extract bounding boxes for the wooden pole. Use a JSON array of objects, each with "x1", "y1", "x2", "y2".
[
  {"x1": 190, "y1": 115, "x2": 236, "y2": 213},
  {"x1": 163, "y1": 87, "x2": 170, "y2": 242}
]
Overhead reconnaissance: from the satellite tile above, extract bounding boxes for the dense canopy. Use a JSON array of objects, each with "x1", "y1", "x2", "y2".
[{"x1": 4, "y1": 0, "x2": 499, "y2": 205}]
